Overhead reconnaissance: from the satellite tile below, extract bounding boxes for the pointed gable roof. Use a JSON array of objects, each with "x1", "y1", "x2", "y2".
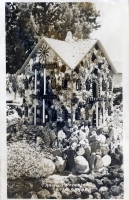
[
  {"x1": 18, "y1": 36, "x2": 117, "y2": 74},
  {"x1": 43, "y1": 37, "x2": 97, "y2": 70}
]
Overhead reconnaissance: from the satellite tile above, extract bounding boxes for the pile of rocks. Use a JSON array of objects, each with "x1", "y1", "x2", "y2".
[
  {"x1": 7, "y1": 118, "x2": 123, "y2": 172},
  {"x1": 8, "y1": 165, "x2": 124, "y2": 199},
  {"x1": 7, "y1": 109, "x2": 123, "y2": 198}
]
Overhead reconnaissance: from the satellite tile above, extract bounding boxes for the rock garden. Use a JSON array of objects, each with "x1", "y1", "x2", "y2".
[{"x1": 7, "y1": 97, "x2": 123, "y2": 199}]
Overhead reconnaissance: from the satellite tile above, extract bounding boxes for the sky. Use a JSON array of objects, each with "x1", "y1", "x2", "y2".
[{"x1": 90, "y1": 1, "x2": 128, "y2": 70}]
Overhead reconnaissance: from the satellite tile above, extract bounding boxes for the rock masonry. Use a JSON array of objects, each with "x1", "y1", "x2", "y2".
[{"x1": 7, "y1": 115, "x2": 123, "y2": 198}]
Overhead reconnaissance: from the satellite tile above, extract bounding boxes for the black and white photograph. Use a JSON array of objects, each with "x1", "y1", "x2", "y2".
[{"x1": 1, "y1": 0, "x2": 129, "y2": 199}]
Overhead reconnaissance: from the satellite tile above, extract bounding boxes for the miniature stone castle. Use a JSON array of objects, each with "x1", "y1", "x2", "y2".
[{"x1": 17, "y1": 33, "x2": 117, "y2": 128}]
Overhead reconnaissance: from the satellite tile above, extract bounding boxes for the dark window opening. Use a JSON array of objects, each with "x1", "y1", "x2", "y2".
[
  {"x1": 85, "y1": 78, "x2": 90, "y2": 91},
  {"x1": 108, "y1": 106, "x2": 112, "y2": 116},
  {"x1": 62, "y1": 108, "x2": 68, "y2": 121},
  {"x1": 37, "y1": 74, "x2": 41, "y2": 90},
  {"x1": 102, "y1": 79, "x2": 106, "y2": 91},
  {"x1": 95, "y1": 43, "x2": 99, "y2": 50},
  {"x1": 65, "y1": 73, "x2": 70, "y2": 81},
  {"x1": 102, "y1": 108, "x2": 103, "y2": 123},
  {"x1": 36, "y1": 105, "x2": 43, "y2": 125},
  {"x1": 92, "y1": 110, "x2": 96, "y2": 126},
  {"x1": 57, "y1": 121, "x2": 65, "y2": 131},
  {"x1": 108, "y1": 65, "x2": 111, "y2": 70},
  {"x1": 80, "y1": 61, "x2": 84, "y2": 66},
  {"x1": 85, "y1": 108, "x2": 89, "y2": 120},
  {"x1": 52, "y1": 109, "x2": 57, "y2": 122},
  {"x1": 36, "y1": 106, "x2": 41, "y2": 118},
  {"x1": 62, "y1": 78, "x2": 68, "y2": 89},
  {"x1": 93, "y1": 68, "x2": 98, "y2": 75},
  {"x1": 47, "y1": 100, "x2": 52, "y2": 108},
  {"x1": 37, "y1": 73, "x2": 41, "y2": 81},
  {"x1": 40, "y1": 77, "x2": 44, "y2": 95},
  {"x1": 109, "y1": 79, "x2": 112, "y2": 91},
  {"x1": 28, "y1": 76, "x2": 32, "y2": 84},
  {"x1": 76, "y1": 79, "x2": 81, "y2": 91},
  {"x1": 24, "y1": 77, "x2": 28, "y2": 90},
  {"x1": 98, "y1": 63, "x2": 103, "y2": 69},
  {"x1": 74, "y1": 66, "x2": 80, "y2": 74},
  {"x1": 46, "y1": 78, "x2": 50, "y2": 93},
  {"x1": 92, "y1": 81, "x2": 98, "y2": 97},
  {"x1": 60, "y1": 65, "x2": 66, "y2": 73},
  {"x1": 75, "y1": 107, "x2": 81, "y2": 120},
  {"x1": 24, "y1": 105, "x2": 28, "y2": 117},
  {"x1": 51, "y1": 77, "x2": 56, "y2": 89},
  {"x1": 23, "y1": 98, "x2": 26, "y2": 104},
  {"x1": 91, "y1": 53, "x2": 96, "y2": 62}
]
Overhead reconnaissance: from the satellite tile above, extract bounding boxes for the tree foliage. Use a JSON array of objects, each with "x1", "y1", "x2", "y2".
[{"x1": 6, "y1": 2, "x2": 100, "y2": 74}]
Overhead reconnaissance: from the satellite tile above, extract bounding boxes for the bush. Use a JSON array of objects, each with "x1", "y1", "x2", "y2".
[{"x1": 7, "y1": 141, "x2": 55, "y2": 180}]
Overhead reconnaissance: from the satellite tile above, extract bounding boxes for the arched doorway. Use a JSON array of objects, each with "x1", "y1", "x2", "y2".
[
  {"x1": 85, "y1": 108, "x2": 89, "y2": 120},
  {"x1": 92, "y1": 110, "x2": 96, "y2": 126},
  {"x1": 62, "y1": 108, "x2": 68, "y2": 121},
  {"x1": 75, "y1": 107, "x2": 81, "y2": 120},
  {"x1": 51, "y1": 109, "x2": 57, "y2": 122},
  {"x1": 62, "y1": 78, "x2": 68, "y2": 89},
  {"x1": 85, "y1": 78, "x2": 90, "y2": 91}
]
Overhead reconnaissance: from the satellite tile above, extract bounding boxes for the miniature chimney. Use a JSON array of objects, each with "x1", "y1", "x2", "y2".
[{"x1": 65, "y1": 31, "x2": 73, "y2": 42}]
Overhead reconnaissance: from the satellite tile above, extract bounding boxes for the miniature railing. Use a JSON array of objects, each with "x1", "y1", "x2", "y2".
[
  {"x1": 32, "y1": 62, "x2": 58, "y2": 71},
  {"x1": 29, "y1": 94, "x2": 57, "y2": 100}
]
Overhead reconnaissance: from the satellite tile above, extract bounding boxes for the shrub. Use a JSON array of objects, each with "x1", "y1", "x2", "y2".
[{"x1": 7, "y1": 141, "x2": 55, "y2": 180}]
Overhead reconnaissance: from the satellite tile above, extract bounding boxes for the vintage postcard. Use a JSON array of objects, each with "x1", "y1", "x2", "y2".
[{"x1": 1, "y1": 0, "x2": 129, "y2": 199}]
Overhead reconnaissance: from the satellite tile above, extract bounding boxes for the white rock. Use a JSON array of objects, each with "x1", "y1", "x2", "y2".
[
  {"x1": 101, "y1": 144, "x2": 109, "y2": 156},
  {"x1": 55, "y1": 156, "x2": 66, "y2": 173},
  {"x1": 79, "y1": 139, "x2": 87, "y2": 147},
  {"x1": 37, "y1": 189, "x2": 50, "y2": 199},
  {"x1": 80, "y1": 125, "x2": 85, "y2": 132},
  {"x1": 76, "y1": 146, "x2": 85, "y2": 156},
  {"x1": 58, "y1": 130, "x2": 66, "y2": 140},
  {"x1": 31, "y1": 192, "x2": 38, "y2": 199},
  {"x1": 102, "y1": 155, "x2": 111, "y2": 167},
  {"x1": 49, "y1": 130, "x2": 56, "y2": 142},
  {"x1": 94, "y1": 155, "x2": 104, "y2": 170},
  {"x1": 74, "y1": 156, "x2": 89, "y2": 174},
  {"x1": 71, "y1": 142, "x2": 78, "y2": 151},
  {"x1": 41, "y1": 158, "x2": 55, "y2": 177},
  {"x1": 69, "y1": 136, "x2": 78, "y2": 145},
  {"x1": 85, "y1": 126, "x2": 89, "y2": 135},
  {"x1": 78, "y1": 130, "x2": 86, "y2": 141},
  {"x1": 97, "y1": 134, "x2": 106, "y2": 144},
  {"x1": 73, "y1": 125, "x2": 78, "y2": 131},
  {"x1": 36, "y1": 136, "x2": 43, "y2": 145}
]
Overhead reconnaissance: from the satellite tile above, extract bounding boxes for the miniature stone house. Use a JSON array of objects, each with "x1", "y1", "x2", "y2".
[{"x1": 17, "y1": 35, "x2": 117, "y2": 128}]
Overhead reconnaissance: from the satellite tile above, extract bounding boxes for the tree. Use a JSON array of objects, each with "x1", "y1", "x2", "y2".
[{"x1": 6, "y1": 2, "x2": 100, "y2": 74}]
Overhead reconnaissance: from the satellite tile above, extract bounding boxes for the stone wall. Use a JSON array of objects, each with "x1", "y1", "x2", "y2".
[{"x1": 22, "y1": 42, "x2": 114, "y2": 127}]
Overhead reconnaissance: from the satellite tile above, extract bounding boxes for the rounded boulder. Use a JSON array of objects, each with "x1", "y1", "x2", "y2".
[
  {"x1": 102, "y1": 155, "x2": 111, "y2": 167},
  {"x1": 74, "y1": 156, "x2": 89, "y2": 174}
]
